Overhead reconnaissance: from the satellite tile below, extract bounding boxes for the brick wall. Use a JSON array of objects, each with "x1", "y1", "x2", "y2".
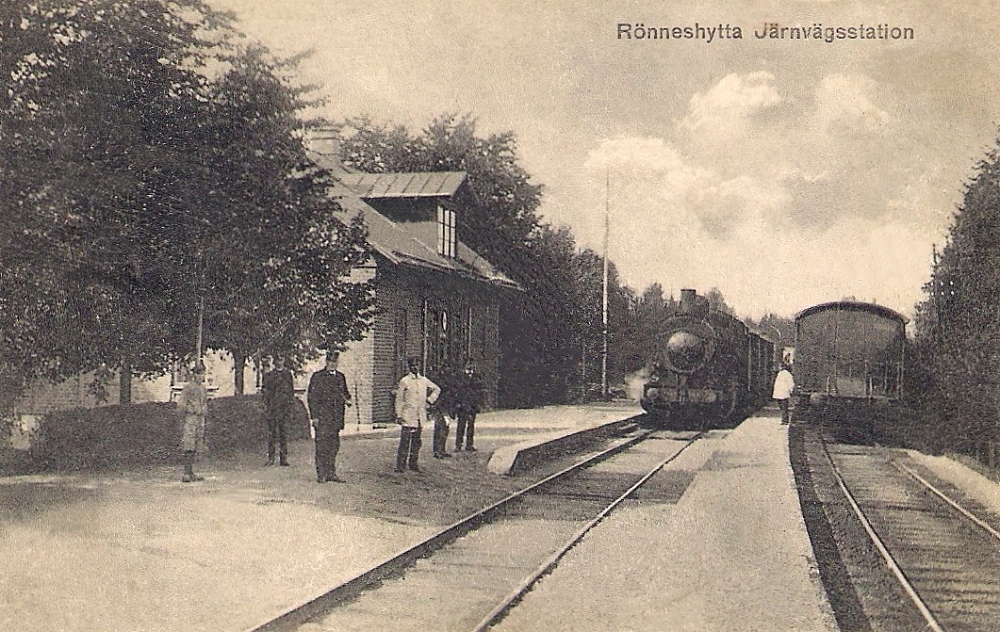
[{"x1": 374, "y1": 264, "x2": 502, "y2": 421}]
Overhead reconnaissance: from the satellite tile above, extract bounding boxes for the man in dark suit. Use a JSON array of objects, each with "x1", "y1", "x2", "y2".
[
  {"x1": 307, "y1": 351, "x2": 351, "y2": 483},
  {"x1": 455, "y1": 361, "x2": 484, "y2": 451},
  {"x1": 261, "y1": 356, "x2": 294, "y2": 466}
]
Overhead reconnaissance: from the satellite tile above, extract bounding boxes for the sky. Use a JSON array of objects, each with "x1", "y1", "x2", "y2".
[{"x1": 208, "y1": 0, "x2": 1000, "y2": 321}]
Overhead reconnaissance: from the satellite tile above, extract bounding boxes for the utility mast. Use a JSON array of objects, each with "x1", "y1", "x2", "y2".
[{"x1": 602, "y1": 167, "x2": 610, "y2": 400}]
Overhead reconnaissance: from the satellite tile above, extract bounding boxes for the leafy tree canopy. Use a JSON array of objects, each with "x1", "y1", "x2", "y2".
[{"x1": 0, "y1": 0, "x2": 374, "y2": 396}]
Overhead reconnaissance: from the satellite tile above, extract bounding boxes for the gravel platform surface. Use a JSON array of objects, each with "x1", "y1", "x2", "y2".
[
  {"x1": 0, "y1": 403, "x2": 639, "y2": 632},
  {"x1": 494, "y1": 410, "x2": 838, "y2": 632}
]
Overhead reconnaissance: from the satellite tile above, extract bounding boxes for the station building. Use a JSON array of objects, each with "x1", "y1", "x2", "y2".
[
  {"x1": 296, "y1": 147, "x2": 518, "y2": 425},
  {"x1": 5, "y1": 144, "x2": 516, "y2": 436}
]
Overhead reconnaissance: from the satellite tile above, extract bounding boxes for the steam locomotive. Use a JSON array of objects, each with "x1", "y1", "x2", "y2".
[{"x1": 640, "y1": 289, "x2": 774, "y2": 428}]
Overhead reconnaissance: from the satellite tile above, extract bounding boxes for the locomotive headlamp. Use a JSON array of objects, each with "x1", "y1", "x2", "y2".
[{"x1": 665, "y1": 330, "x2": 708, "y2": 373}]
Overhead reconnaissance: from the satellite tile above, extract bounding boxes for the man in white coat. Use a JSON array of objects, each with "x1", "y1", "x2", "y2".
[
  {"x1": 773, "y1": 362, "x2": 795, "y2": 425},
  {"x1": 394, "y1": 357, "x2": 441, "y2": 472}
]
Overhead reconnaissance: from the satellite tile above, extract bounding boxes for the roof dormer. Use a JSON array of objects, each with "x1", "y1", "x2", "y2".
[{"x1": 336, "y1": 171, "x2": 469, "y2": 259}]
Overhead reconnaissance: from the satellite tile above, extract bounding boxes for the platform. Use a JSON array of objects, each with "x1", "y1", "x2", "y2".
[
  {"x1": 497, "y1": 409, "x2": 839, "y2": 632},
  {"x1": 0, "y1": 403, "x2": 640, "y2": 632}
]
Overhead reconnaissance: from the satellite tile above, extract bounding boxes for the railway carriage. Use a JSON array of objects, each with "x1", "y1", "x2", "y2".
[
  {"x1": 641, "y1": 289, "x2": 774, "y2": 428},
  {"x1": 794, "y1": 301, "x2": 907, "y2": 403},
  {"x1": 792, "y1": 301, "x2": 907, "y2": 442}
]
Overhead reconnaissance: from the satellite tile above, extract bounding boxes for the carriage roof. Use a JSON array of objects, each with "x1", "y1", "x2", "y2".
[{"x1": 794, "y1": 301, "x2": 908, "y2": 326}]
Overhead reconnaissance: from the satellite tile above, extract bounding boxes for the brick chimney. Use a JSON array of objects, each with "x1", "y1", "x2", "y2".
[{"x1": 304, "y1": 126, "x2": 341, "y2": 158}]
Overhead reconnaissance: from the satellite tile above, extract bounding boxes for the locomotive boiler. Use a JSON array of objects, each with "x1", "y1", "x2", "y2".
[{"x1": 641, "y1": 289, "x2": 774, "y2": 428}]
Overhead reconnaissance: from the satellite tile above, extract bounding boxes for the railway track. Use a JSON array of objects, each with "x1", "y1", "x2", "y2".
[
  {"x1": 826, "y1": 442, "x2": 1000, "y2": 632},
  {"x1": 245, "y1": 427, "x2": 702, "y2": 632}
]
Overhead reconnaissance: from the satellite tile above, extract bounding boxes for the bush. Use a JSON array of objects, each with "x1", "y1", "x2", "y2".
[
  {"x1": 0, "y1": 443, "x2": 34, "y2": 475},
  {"x1": 206, "y1": 394, "x2": 310, "y2": 455},
  {"x1": 4, "y1": 395, "x2": 311, "y2": 474},
  {"x1": 29, "y1": 402, "x2": 180, "y2": 472}
]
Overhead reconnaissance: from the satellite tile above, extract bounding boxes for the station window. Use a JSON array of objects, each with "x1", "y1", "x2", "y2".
[{"x1": 437, "y1": 205, "x2": 456, "y2": 258}]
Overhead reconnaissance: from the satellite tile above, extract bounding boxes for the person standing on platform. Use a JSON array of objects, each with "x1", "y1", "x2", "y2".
[
  {"x1": 773, "y1": 362, "x2": 795, "y2": 425},
  {"x1": 178, "y1": 362, "x2": 208, "y2": 483},
  {"x1": 307, "y1": 351, "x2": 351, "y2": 483},
  {"x1": 431, "y1": 367, "x2": 455, "y2": 459},
  {"x1": 261, "y1": 356, "x2": 294, "y2": 467},
  {"x1": 394, "y1": 357, "x2": 440, "y2": 472},
  {"x1": 455, "y1": 361, "x2": 484, "y2": 452}
]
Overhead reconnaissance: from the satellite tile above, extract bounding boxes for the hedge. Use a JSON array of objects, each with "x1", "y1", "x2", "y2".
[{"x1": 2, "y1": 394, "x2": 310, "y2": 474}]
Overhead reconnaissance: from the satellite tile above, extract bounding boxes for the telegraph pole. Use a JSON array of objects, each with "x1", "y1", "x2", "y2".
[
  {"x1": 196, "y1": 295, "x2": 205, "y2": 362},
  {"x1": 602, "y1": 167, "x2": 610, "y2": 400}
]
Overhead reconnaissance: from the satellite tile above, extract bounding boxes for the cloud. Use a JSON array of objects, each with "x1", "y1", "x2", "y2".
[
  {"x1": 678, "y1": 71, "x2": 782, "y2": 133},
  {"x1": 811, "y1": 74, "x2": 892, "y2": 135},
  {"x1": 583, "y1": 136, "x2": 691, "y2": 174},
  {"x1": 577, "y1": 68, "x2": 944, "y2": 319},
  {"x1": 586, "y1": 136, "x2": 785, "y2": 240}
]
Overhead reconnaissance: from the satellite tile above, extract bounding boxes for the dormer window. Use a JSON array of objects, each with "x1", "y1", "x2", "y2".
[{"x1": 437, "y1": 204, "x2": 457, "y2": 258}]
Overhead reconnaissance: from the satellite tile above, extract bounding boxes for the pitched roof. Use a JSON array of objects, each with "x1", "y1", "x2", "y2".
[
  {"x1": 307, "y1": 151, "x2": 518, "y2": 290},
  {"x1": 331, "y1": 196, "x2": 518, "y2": 289},
  {"x1": 337, "y1": 172, "x2": 467, "y2": 199}
]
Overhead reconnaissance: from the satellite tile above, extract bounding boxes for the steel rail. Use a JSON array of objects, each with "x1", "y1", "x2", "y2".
[
  {"x1": 244, "y1": 422, "x2": 650, "y2": 632},
  {"x1": 892, "y1": 459, "x2": 1000, "y2": 544},
  {"x1": 469, "y1": 432, "x2": 703, "y2": 632},
  {"x1": 822, "y1": 442, "x2": 945, "y2": 632}
]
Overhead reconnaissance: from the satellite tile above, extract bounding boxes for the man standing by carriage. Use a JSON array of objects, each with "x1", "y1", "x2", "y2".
[{"x1": 773, "y1": 361, "x2": 795, "y2": 425}]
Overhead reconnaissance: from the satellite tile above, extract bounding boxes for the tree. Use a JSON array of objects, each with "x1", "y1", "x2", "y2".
[
  {"x1": 568, "y1": 247, "x2": 630, "y2": 398},
  {"x1": 915, "y1": 134, "x2": 1000, "y2": 461},
  {"x1": 618, "y1": 284, "x2": 670, "y2": 376},
  {"x1": 745, "y1": 313, "x2": 795, "y2": 352},
  {"x1": 704, "y1": 287, "x2": 734, "y2": 315},
  {"x1": 0, "y1": 0, "x2": 375, "y2": 400}
]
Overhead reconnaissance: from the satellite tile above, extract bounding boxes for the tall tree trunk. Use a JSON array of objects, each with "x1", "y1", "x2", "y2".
[
  {"x1": 233, "y1": 350, "x2": 246, "y2": 395},
  {"x1": 119, "y1": 362, "x2": 132, "y2": 405}
]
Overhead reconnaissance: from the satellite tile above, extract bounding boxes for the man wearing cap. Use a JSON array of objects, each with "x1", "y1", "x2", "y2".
[
  {"x1": 178, "y1": 362, "x2": 208, "y2": 483},
  {"x1": 307, "y1": 351, "x2": 351, "y2": 483},
  {"x1": 394, "y1": 357, "x2": 440, "y2": 473}
]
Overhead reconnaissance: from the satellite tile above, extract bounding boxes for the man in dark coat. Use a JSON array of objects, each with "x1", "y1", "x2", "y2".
[
  {"x1": 261, "y1": 356, "x2": 294, "y2": 466},
  {"x1": 454, "y1": 362, "x2": 484, "y2": 452},
  {"x1": 307, "y1": 351, "x2": 351, "y2": 483},
  {"x1": 431, "y1": 367, "x2": 456, "y2": 459}
]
